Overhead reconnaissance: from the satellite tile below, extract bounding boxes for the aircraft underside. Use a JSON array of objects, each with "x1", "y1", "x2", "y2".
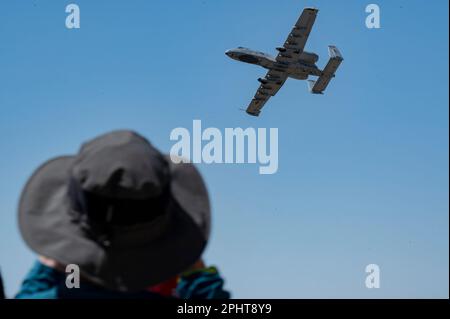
[
  {"x1": 259, "y1": 59, "x2": 323, "y2": 80},
  {"x1": 225, "y1": 7, "x2": 344, "y2": 116}
]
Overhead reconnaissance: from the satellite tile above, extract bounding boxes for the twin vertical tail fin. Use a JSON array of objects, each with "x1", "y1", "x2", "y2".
[{"x1": 308, "y1": 45, "x2": 343, "y2": 94}]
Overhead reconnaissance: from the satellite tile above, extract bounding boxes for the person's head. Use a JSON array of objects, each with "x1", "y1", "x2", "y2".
[{"x1": 19, "y1": 130, "x2": 211, "y2": 291}]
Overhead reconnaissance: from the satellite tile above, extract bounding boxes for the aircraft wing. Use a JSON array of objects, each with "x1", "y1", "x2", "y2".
[
  {"x1": 276, "y1": 8, "x2": 318, "y2": 63},
  {"x1": 246, "y1": 69, "x2": 288, "y2": 116}
]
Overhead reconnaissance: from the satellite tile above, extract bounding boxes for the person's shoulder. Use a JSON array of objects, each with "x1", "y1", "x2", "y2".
[
  {"x1": 14, "y1": 260, "x2": 63, "y2": 299},
  {"x1": 176, "y1": 266, "x2": 231, "y2": 299}
]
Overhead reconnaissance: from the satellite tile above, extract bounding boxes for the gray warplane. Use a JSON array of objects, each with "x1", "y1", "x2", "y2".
[{"x1": 225, "y1": 8, "x2": 343, "y2": 116}]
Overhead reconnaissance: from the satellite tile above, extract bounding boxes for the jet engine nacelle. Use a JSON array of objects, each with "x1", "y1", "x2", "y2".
[
  {"x1": 276, "y1": 47, "x2": 318, "y2": 63},
  {"x1": 299, "y1": 51, "x2": 319, "y2": 63}
]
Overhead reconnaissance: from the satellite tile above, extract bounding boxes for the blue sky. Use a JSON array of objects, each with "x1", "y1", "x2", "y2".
[{"x1": 0, "y1": 0, "x2": 448, "y2": 298}]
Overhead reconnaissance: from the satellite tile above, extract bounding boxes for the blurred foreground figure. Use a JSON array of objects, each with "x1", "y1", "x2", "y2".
[
  {"x1": 16, "y1": 130, "x2": 229, "y2": 299},
  {"x1": 0, "y1": 269, "x2": 5, "y2": 299}
]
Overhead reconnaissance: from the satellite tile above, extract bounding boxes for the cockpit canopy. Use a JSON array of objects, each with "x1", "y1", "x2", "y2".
[{"x1": 236, "y1": 47, "x2": 269, "y2": 56}]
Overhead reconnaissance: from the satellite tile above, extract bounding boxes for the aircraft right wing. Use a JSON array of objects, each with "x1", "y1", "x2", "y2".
[
  {"x1": 246, "y1": 69, "x2": 288, "y2": 116},
  {"x1": 276, "y1": 8, "x2": 319, "y2": 63}
]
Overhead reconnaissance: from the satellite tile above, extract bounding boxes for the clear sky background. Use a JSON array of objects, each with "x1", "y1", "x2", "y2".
[{"x1": 0, "y1": 0, "x2": 448, "y2": 298}]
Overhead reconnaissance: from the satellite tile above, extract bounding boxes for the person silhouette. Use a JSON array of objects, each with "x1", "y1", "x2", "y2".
[{"x1": 15, "y1": 130, "x2": 230, "y2": 299}]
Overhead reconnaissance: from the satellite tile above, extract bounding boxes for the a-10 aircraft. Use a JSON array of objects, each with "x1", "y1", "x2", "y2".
[{"x1": 225, "y1": 7, "x2": 343, "y2": 116}]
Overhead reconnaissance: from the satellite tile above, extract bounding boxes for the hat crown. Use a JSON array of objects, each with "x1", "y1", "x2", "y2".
[
  {"x1": 19, "y1": 130, "x2": 210, "y2": 291},
  {"x1": 71, "y1": 131, "x2": 170, "y2": 200}
]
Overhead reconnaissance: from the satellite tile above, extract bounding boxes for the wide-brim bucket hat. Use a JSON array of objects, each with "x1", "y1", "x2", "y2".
[{"x1": 18, "y1": 130, "x2": 211, "y2": 292}]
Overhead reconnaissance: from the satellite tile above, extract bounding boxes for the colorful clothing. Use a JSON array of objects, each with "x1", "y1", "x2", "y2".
[{"x1": 15, "y1": 261, "x2": 230, "y2": 299}]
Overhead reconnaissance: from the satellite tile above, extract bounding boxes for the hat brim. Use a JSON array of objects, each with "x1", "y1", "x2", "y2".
[{"x1": 18, "y1": 156, "x2": 211, "y2": 291}]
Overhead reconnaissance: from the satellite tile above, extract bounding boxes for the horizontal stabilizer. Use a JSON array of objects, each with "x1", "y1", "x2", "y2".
[
  {"x1": 307, "y1": 80, "x2": 322, "y2": 94},
  {"x1": 308, "y1": 45, "x2": 343, "y2": 94}
]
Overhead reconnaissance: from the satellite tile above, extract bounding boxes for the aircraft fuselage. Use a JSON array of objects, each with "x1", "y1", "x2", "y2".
[{"x1": 225, "y1": 47, "x2": 322, "y2": 80}]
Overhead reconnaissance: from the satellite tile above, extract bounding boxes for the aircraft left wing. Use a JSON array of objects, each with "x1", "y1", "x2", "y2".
[
  {"x1": 276, "y1": 8, "x2": 318, "y2": 63},
  {"x1": 246, "y1": 69, "x2": 288, "y2": 116}
]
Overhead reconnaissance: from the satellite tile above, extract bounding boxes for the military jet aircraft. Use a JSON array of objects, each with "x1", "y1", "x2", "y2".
[{"x1": 225, "y1": 7, "x2": 343, "y2": 116}]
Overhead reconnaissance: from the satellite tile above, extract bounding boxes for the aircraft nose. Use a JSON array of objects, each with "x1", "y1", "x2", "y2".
[{"x1": 225, "y1": 50, "x2": 233, "y2": 57}]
